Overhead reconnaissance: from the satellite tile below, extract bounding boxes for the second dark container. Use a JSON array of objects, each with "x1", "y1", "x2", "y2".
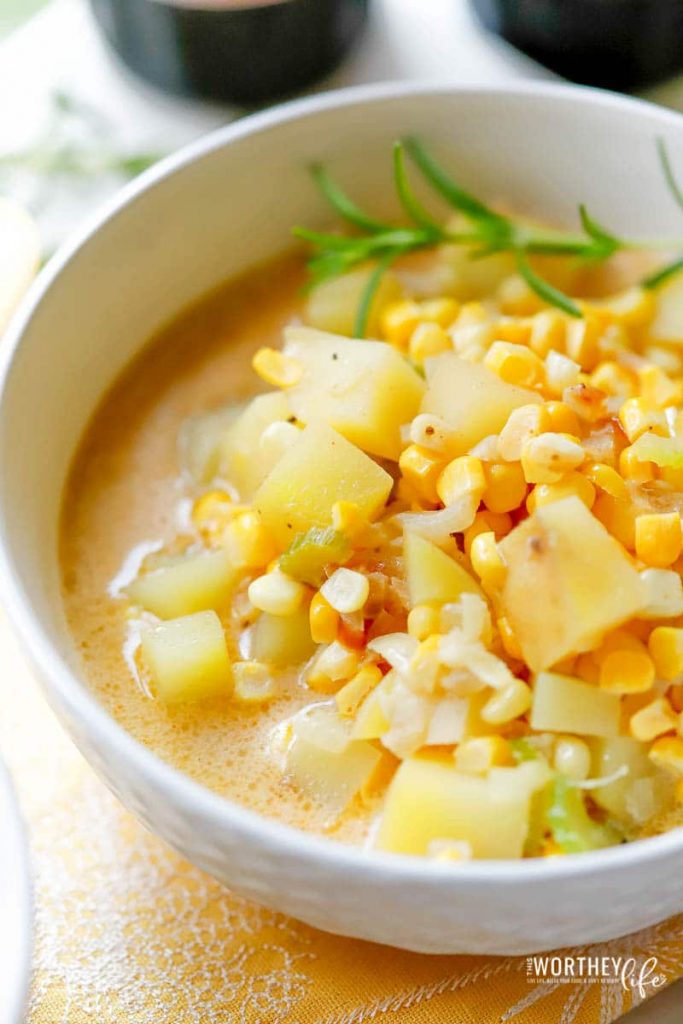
[
  {"x1": 89, "y1": 0, "x2": 368, "y2": 105},
  {"x1": 471, "y1": 0, "x2": 683, "y2": 92}
]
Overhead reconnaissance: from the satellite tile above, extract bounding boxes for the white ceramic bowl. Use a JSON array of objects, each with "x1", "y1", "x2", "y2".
[
  {"x1": 0, "y1": 758, "x2": 32, "y2": 1024},
  {"x1": 2, "y1": 82, "x2": 683, "y2": 956}
]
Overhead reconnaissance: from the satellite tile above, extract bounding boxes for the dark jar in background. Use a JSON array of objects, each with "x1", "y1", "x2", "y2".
[
  {"x1": 88, "y1": 0, "x2": 369, "y2": 105},
  {"x1": 470, "y1": 0, "x2": 683, "y2": 92}
]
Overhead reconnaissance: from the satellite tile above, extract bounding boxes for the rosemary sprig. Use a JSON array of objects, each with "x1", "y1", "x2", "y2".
[{"x1": 294, "y1": 136, "x2": 683, "y2": 337}]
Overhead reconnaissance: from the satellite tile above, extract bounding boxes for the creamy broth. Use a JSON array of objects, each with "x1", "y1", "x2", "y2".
[
  {"x1": 60, "y1": 253, "x2": 373, "y2": 844},
  {"x1": 61, "y1": 234, "x2": 683, "y2": 861}
]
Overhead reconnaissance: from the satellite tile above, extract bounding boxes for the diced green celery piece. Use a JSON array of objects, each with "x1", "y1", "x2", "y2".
[
  {"x1": 630, "y1": 433, "x2": 683, "y2": 469},
  {"x1": 547, "y1": 776, "x2": 622, "y2": 853},
  {"x1": 279, "y1": 527, "x2": 351, "y2": 586},
  {"x1": 509, "y1": 737, "x2": 539, "y2": 764}
]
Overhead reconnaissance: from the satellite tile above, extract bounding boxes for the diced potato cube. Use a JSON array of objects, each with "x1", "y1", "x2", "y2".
[
  {"x1": 375, "y1": 755, "x2": 548, "y2": 858},
  {"x1": 251, "y1": 602, "x2": 316, "y2": 667},
  {"x1": 286, "y1": 707, "x2": 382, "y2": 817},
  {"x1": 178, "y1": 405, "x2": 239, "y2": 484},
  {"x1": 141, "y1": 610, "x2": 232, "y2": 704},
  {"x1": 220, "y1": 392, "x2": 291, "y2": 498},
  {"x1": 306, "y1": 265, "x2": 401, "y2": 337},
  {"x1": 404, "y1": 531, "x2": 482, "y2": 607},
  {"x1": 421, "y1": 353, "x2": 541, "y2": 455},
  {"x1": 284, "y1": 327, "x2": 425, "y2": 460},
  {"x1": 254, "y1": 422, "x2": 392, "y2": 549},
  {"x1": 127, "y1": 550, "x2": 238, "y2": 619},
  {"x1": 589, "y1": 736, "x2": 665, "y2": 825},
  {"x1": 499, "y1": 497, "x2": 645, "y2": 671},
  {"x1": 352, "y1": 674, "x2": 393, "y2": 739},
  {"x1": 530, "y1": 672, "x2": 620, "y2": 737}
]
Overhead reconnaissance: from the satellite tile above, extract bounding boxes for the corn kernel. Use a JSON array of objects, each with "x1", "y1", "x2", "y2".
[
  {"x1": 639, "y1": 568, "x2": 683, "y2": 619},
  {"x1": 407, "y1": 603, "x2": 441, "y2": 641},
  {"x1": 309, "y1": 592, "x2": 339, "y2": 644},
  {"x1": 638, "y1": 365, "x2": 682, "y2": 409},
  {"x1": 618, "y1": 398, "x2": 668, "y2": 443},
  {"x1": 649, "y1": 735, "x2": 683, "y2": 773},
  {"x1": 582, "y1": 462, "x2": 627, "y2": 500},
  {"x1": 320, "y1": 567, "x2": 369, "y2": 614},
  {"x1": 544, "y1": 400, "x2": 582, "y2": 436},
  {"x1": 590, "y1": 361, "x2": 635, "y2": 399},
  {"x1": 529, "y1": 310, "x2": 565, "y2": 357},
  {"x1": 648, "y1": 626, "x2": 683, "y2": 681},
  {"x1": 562, "y1": 383, "x2": 607, "y2": 423},
  {"x1": 484, "y1": 341, "x2": 544, "y2": 388},
  {"x1": 482, "y1": 461, "x2": 527, "y2": 514},
  {"x1": 565, "y1": 315, "x2": 602, "y2": 371},
  {"x1": 670, "y1": 683, "x2": 683, "y2": 712},
  {"x1": 463, "y1": 510, "x2": 512, "y2": 554},
  {"x1": 331, "y1": 500, "x2": 364, "y2": 538},
  {"x1": 527, "y1": 471, "x2": 596, "y2": 512},
  {"x1": 420, "y1": 297, "x2": 460, "y2": 327},
  {"x1": 521, "y1": 432, "x2": 585, "y2": 484},
  {"x1": 619, "y1": 445, "x2": 655, "y2": 483},
  {"x1": 381, "y1": 300, "x2": 422, "y2": 349},
  {"x1": 399, "y1": 444, "x2": 444, "y2": 505},
  {"x1": 233, "y1": 661, "x2": 277, "y2": 704},
  {"x1": 454, "y1": 736, "x2": 512, "y2": 774},
  {"x1": 600, "y1": 286, "x2": 656, "y2": 328},
  {"x1": 335, "y1": 664, "x2": 383, "y2": 716},
  {"x1": 252, "y1": 347, "x2": 302, "y2": 388},
  {"x1": 481, "y1": 679, "x2": 532, "y2": 724},
  {"x1": 630, "y1": 697, "x2": 678, "y2": 741},
  {"x1": 545, "y1": 350, "x2": 581, "y2": 396},
  {"x1": 592, "y1": 492, "x2": 636, "y2": 549},
  {"x1": 248, "y1": 569, "x2": 306, "y2": 617},
  {"x1": 498, "y1": 404, "x2": 551, "y2": 462},
  {"x1": 307, "y1": 641, "x2": 360, "y2": 693},
  {"x1": 437, "y1": 455, "x2": 486, "y2": 506},
  {"x1": 599, "y1": 648, "x2": 655, "y2": 694},
  {"x1": 497, "y1": 616, "x2": 523, "y2": 660},
  {"x1": 192, "y1": 490, "x2": 241, "y2": 543},
  {"x1": 661, "y1": 465, "x2": 683, "y2": 489},
  {"x1": 470, "y1": 531, "x2": 507, "y2": 592},
  {"x1": 222, "y1": 511, "x2": 277, "y2": 569},
  {"x1": 455, "y1": 300, "x2": 488, "y2": 326},
  {"x1": 575, "y1": 652, "x2": 601, "y2": 684},
  {"x1": 635, "y1": 512, "x2": 683, "y2": 568},
  {"x1": 497, "y1": 274, "x2": 544, "y2": 316},
  {"x1": 408, "y1": 322, "x2": 450, "y2": 364},
  {"x1": 553, "y1": 737, "x2": 591, "y2": 780},
  {"x1": 593, "y1": 627, "x2": 644, "y2": 664},
  {"x1": 493, "y1": 317, "x2": 532, "y2": 346}
]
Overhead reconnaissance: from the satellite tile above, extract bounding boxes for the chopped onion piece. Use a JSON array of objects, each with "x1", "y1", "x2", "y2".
[
  {"x1": 469, "y1": 434, "x2": 500, "y2": 461},
  {"x1": 367, "y1": 633, "x2": 418, "y2": 672},
  {"x1": 396, "y1": 495, "x2": 478, "y2": 544},
  {"x1": 569, "y1": 765, "x2": 629, "y2": 790},
  {"x1": 409, "y1": 413, "x2": 457, "y2": 453}
]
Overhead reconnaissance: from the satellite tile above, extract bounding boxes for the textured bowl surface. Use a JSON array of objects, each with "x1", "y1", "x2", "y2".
[
  {"x1": 2, "y1": 82, "x2": 683, "y2": 954},
  {"x1": 0, "y1": 757, "x2": 32, "y2": 1024}
]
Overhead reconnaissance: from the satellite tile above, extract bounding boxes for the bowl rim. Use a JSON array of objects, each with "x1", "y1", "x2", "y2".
[
  {"x1": 3, "y1": 78, "x2": 683, "y2": 885},
  {"x1": 0, "y1": 756, "x2": 33, "y2": 1024}
]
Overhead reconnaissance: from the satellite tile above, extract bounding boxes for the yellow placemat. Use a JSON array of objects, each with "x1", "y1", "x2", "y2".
[{"x1": 1, "y1": 611, "x2": 682, "y2": 1024}]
